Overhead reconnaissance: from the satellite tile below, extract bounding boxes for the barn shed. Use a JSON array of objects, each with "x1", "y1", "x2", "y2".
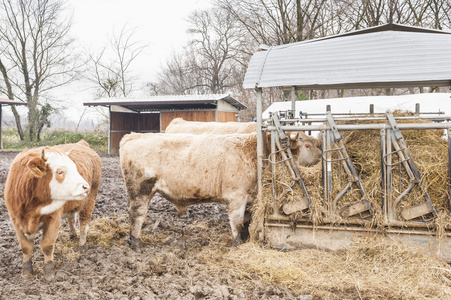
[
  {"x1": 83, "y1": 94, "x2": 246, "y2": 154},
  {"x1": 0, "y1": 98, "x2": 27, "y2": 150}
]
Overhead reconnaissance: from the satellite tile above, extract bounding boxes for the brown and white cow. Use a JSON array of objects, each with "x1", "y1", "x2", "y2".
[
  {"x1": 120, "y1": 132, "x2": 321, "y2": 250},
  {"x1": 4, "y1": 140, "x2": 101, "y2": 280},
  {"x1": 165, "y1": 117, "x2": 321, "y2": 167}
]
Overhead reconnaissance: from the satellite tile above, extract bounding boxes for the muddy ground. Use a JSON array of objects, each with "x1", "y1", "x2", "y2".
[{"x1": 0, "y1": 152, "x2": 311, "y2": 300}]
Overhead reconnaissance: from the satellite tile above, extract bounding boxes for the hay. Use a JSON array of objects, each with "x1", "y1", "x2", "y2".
[
  {"x1": 255, "y1": 111, "x2": 451, "y2": 230},
  {"x1": 86, "y1": 216, "x2": 130, "y2": 247},
  {"x1": 53, "y1": 210, "x2": 451, "y2": 299},
  {"x1": 198, "y1": 239, "x2": 451, "y2": 299},
  {"x1": 56, "y1": 214, "x2": 130, "y2": 260}
]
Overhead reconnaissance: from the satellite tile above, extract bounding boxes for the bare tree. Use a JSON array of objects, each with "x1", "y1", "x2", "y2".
[
  {"x1": 0, "y1": 0, "x2": 80, "y2": 141},
  {"x1": 147, "y1": 6, "x2": 248, "y2": 96},
  {"x1": 218, "y1": 0, "x2": 331, "y2": 45},
  {"x1": 146, "y1": 49, "x2": 203, "y2": 95},
  {"x1": 86, "y1": 25, "x2": 146, "y2": 99},
  {"x1": 187, "y1": 7, "x2": 249, "y2": 93}
]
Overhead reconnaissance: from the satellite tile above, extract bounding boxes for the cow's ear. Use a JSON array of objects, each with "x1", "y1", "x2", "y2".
[
  {"x1": 27, "y1": 157, "x2": 47, "y2": 178},
  {"x1": 289, "y1": 132, "x2": 299, "y2": 149}
]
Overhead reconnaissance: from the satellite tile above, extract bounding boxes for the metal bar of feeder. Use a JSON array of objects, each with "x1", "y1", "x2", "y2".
[
  {"x1": 448, "y1": 128, "x2": 451, "y2": 214},
  {"x1": 387, "y1": 128, "x2": 394, "y2": 221},
  {"x1": 326, "y1": 130, "x2": 333, "y2": 214},
  {"x1": 321, "y1": 130, "x2": 328, "y2": 208},
  {"x1": 267, "y1": 122, "x2": 451, "y2": 132},
  {"x1": 266, "y1": 115, "x2": 451, "y2": 124},
  {"x1": 266, "y1": 214, "x2": 450, "y2": 230},
  {"x1": 380, "y1": 129, "x2": 388, "y2": 222}
]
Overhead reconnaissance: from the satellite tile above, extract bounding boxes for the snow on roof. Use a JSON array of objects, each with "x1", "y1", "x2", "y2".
[{"x1": 263, "y1": 93, "x2": 451, "y2": 119}]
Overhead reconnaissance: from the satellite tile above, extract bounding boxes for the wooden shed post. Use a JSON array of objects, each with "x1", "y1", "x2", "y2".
[
  {"x1": 256, "y1": 88, "x2": 264, "y2": 195},
  {"x1": 0, "y1": 104, "x2": 2, "y2": 150},
  {"x1": 108, "y1": 107, "x2": 112, "y2": 155}
]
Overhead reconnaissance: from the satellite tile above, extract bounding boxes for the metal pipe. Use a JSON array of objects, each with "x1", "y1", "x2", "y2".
[
  {"x1": 266, "y1": 115, "x2": 451, "y2": 124},
  {"x1": 267, "y1": 122, "x2": 451, "y2": 132},
  {"x1": 256, "y1": 88, "x2": 263, "y2": 196},
  {"x1": 270, "y1": 132, "x2": 276, "y2": 200},
  {"x1": 387, "y1": 128, "x2": 394, "y2": 221},
  {"x1": 327, "y1": 130, "x2": 333, "y2": 214},
  {"x1": 321, "y1": 130, "x2": 327, "y2": 208},
  {"x1": 333, "y1": 182, "x2": 352, "y2": 212},
  {"x1": 265, "y1": 221, "x2": 451, "y2": 235},
  {"x1": 448, "y1": 128, "x2": 451, "y2": 214},
  {"x1": 265, "y1": 216, "x2": 449, "y2": 230},
  {"x1": 380, "y1": 129, "x2": 388, "y2": 222}
]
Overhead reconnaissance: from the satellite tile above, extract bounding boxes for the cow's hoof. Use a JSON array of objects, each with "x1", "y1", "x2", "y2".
[
  {"x1": 69, "y1": 233, "x2": 77, "y2": 240},
  {"x1": 77, "y1": 244, "x2": 86, "y2": 252},
  {"x1": 43, "y1": 261, "x2": 54, "y2": 281},
  {"x1": 130, "y1": 235, "x2": 142, "y2": 251},
  {"x1": 232, "y1": 237, "x2": 242, "y2": 248},
  {"x1": 22, "y1": 260, "x2": 33, "y2": 276}
]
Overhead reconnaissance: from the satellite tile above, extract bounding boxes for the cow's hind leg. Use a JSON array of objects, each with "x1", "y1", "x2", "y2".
[
  {"x1": 128, "y1": 190, "x2": 155, "y2": 251},
  {"x1": 66, "y1": 213, "x2": 77, "y2": 240},
  {"x1": 40, "y1": 213, "x2": 62, "y2": 281},
  {"x1": 78, "y1": 193, "x2": 96, "y2": 250},
  {"x1": 228, "y1": 198, "x2": 248, "y2": 247}
]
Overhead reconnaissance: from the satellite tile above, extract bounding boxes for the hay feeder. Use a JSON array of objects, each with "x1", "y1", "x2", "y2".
[{"x1": 256, "y1": 110, "x2": 451, "y2": 261}]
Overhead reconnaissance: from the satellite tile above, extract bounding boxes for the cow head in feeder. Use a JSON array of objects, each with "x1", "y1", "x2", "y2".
[{"x1": 289, "y1": 131, "x2": 322, "y2": 167}]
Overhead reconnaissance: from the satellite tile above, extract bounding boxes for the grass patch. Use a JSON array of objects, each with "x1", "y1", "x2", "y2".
[{"x1": 2, "y1": 128, "x2": 108, "y2": 153}]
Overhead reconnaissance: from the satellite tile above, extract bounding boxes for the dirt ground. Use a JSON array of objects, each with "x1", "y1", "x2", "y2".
[{"x1": 0, "y1": 152, "x2": 310, "y2": 300}]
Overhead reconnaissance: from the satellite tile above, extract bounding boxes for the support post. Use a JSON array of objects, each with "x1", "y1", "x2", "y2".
[
  {"x1": 256, "y1": 88, "x2": 264, "y2": 196},
  {"x1": 108, "y1": 107, "x2": 112, "y2": 155},
  {"x1": 291, "y1": 86, "x2": 296, "y2": 113},
  {"x1": 0, "y1": 104, "x2": 2, "y2": 150},
  {"x1": 448, "y1": 128, "x2": 451, "y2": 214}
]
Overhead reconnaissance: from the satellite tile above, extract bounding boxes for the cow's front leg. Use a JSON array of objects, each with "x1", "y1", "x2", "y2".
[
  {"x1": 128, "y1": 192, "x2": 154, "y2": 251},
  {"x1": 40, "y1": 213, "x2": 62, "y2": 281},
  {"x1": 12, "y1": 223, "x2": 35, "y2": 277},
  {"x1": 228, "y1": 198, "x2": 248, "y2": 247}
]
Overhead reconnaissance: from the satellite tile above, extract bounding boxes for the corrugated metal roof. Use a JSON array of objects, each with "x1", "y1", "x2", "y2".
[
  {"x1": 83, "y1": 94, "x2": 247, "y2": 111},
  {"x1": 243, "y1": 23, "x2": 451, "y2": 89},
  {"x1": 0, "y1": 97, "x2": 27, "y2": 106}
]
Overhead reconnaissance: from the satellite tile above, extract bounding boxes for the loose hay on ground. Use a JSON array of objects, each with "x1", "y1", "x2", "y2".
[
  {"x1": 197, "y1": 239, "x2": 451, "y2": 300},
  {"x1": 54, "y1": 211, "x2": 451, "y2": 299}
]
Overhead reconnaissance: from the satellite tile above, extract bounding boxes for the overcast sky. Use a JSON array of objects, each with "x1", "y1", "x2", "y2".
[
  {"x1": 68, "y1": 0, "x2": 212, "y2": 80},
  {"x1": 48, "y1": 0, "x2": 213, "y2": 124}
]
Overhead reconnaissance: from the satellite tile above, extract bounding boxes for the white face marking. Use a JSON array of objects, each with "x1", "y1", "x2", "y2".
[{"x1": 45, "y1": 152, "x2": 90, "y2": 202}]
